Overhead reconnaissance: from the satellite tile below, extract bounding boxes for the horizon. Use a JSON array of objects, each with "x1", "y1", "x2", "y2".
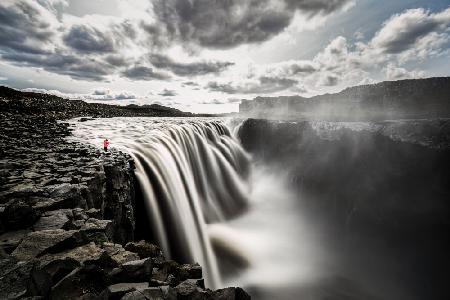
[{"x1": 0, "y1": 0, "x2": 449, "y2": 113}]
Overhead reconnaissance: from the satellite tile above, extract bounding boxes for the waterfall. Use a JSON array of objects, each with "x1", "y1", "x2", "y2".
[
  {"x1": 70, "y1": 118, "x2": 251, "y2": 288},
  {"x1": 128, "y1": 120, "x2": 250, "y2": 288}
]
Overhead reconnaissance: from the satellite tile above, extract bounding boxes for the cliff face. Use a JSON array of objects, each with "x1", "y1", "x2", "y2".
[
  {"x1": 238, "y1": 118, "x2": 450, "y2": 232},
  {"x1": 238, "y1": 118, "x2": 450, "y2": 300},
  {"x1": 240, "y1": 77, "x2": 450, "y2": 120}
]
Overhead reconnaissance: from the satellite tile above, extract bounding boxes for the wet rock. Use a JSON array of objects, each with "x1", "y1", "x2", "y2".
[{"x1": 49, "y1": 265, "x2": 108, "y2": 299}]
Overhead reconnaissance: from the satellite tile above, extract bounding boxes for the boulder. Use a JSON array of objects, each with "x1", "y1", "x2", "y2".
[
  {"x1": 140, "y1": 286, "x2": 170, "y2": 300},
  {"x1": 33, "y1": 209, "x2": 70, "y2": 231},
  {"x1": 39, "y1": 242, "x2": 106, "y2": 266},
  {"x1": 99, "y1": 282, "x2": 149, "y2": 300},
  {"x1": 0, "y1": 256, "x2": 33, "y2": 299},
  {"x1": 120, "y1": 290, "x2": 147, "y2": 300},
  {"x1": 28, "y1": 257, "x2": 80, "y2": 297},
  {"x1": 209, "y1": 287, "x2": 251, "y2": 300},
  {"x1": 0, "y1": 229, "x2": 31, "y2": 254},
  {"x1": 124, "y1": 240, "x2": 163, "y2": 259},
  {"x1": 102, "y1": 243, "x2": 140, "y2": 266},
  {"x1": 172, "y1": 279, "x2": 206, "y2": 300},
  {"x1": 49, "y1": 265, "x2": 108, "y2": 300},
  {"x1": 12, "y1": 229, "x2": 86, "y2": 260},
  {"x1": 110, "y1": 258, "x2": 153, "y2": 283}
]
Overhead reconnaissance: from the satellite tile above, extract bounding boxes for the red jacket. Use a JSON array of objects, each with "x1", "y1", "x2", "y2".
[{"x1": 103, "y1": 140, "x2": 109, "y2": 147}]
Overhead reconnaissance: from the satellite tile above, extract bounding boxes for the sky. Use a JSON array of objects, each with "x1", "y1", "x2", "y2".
[{"x1": 0, "y1": 0, "x2": 449, "y2": 113}]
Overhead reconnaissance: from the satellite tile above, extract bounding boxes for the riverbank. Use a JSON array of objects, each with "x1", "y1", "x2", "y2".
[{"x1": 0, "y1": 87, "x2": 249, "y2": 299}]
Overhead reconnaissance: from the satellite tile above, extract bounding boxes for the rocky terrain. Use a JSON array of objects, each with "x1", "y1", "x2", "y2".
[
  {"x1": 0, "y1": 87, "x2": 249, "y2": 299},
  {"x1": 240, "y1": 77, "x2": 450, "y2": 120}
]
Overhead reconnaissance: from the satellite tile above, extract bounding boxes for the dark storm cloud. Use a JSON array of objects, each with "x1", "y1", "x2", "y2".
[
  {"x1": 152, "y1": 0, "x2": 350, "y2": 49},
  {"x1": 122, "y1": 65, "x2": 171, "y2": 81},
  {"x1": 207, "y1": 76, "x2": 298, "y2": 94},
  {"x1": 149, "y1": 54, "x2": 234, "y2": 76},
  {"x1": 159, "y1": 89, "x2": 177, "y2": 97},
  {"x1": 1, "y1": 51, "x2": 112, "y2": 81},
  {"x1": 0, "y1": 1, "x2": 55, "y2": 55},
  {"x1": 63, "y1": 25, "x2": 115, "y2": 53}
]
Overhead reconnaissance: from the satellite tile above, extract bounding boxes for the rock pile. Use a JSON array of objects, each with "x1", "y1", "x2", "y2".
[{"x1": 0, "y1": 88, "x2": 249, "y2": 299}]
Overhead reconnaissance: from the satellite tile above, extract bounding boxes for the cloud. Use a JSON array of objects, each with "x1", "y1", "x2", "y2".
[
  {"x1": 152, "y1": 0, "x2": 350, "y2": 49},
  {"x1": 0, "y1": 0, "x2": 58, "y2": 55},
  {"x1": 384, "y1": 63, "x2": 426, "y2": 80},
  {"x1": 370, "y1": 8, "x2": 450, "y2": 55},
  {"x1": 122, "y1": 65, "x2": 170, "y2": 81},
  {"x1": 63, "y1": 24, "x2": 115, "y2": 53},
  {"x1": 149, "y1": 54, "x2": 234, "y2": 76},
  {"x1": 207, "y1": 76, "x2": 298, "y2": 94},
  {"x1": 159, "y1": 89, "x2": 177, "y2": 97}
]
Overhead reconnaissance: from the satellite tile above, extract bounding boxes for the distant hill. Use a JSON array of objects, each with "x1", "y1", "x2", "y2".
[
  {"x1": 239, "y1": 77, "x2": 450, "y2": 120},
  {"x1": 0, "y1": 86, "x2": 199, "y2": 119}
]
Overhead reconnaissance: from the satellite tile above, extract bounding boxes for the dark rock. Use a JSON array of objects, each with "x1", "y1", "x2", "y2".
[
  {"x1": 110, "y1": 258, "x2": 153, "y2": 283},
  {"x1": 120, "y1": 290, "x2": 147, "y2": 300},
  {"x1": 33, "y1": 209, "x2": 70, "y2": 231},
  {"x1": 172, "y1": 279, "x2": 206, "y2": 300},
  {"x1": 0, "y1": 229, "x2": 31, "y2": 254},
  {"x1": 124, "y1": 240, "x2": 163, "y2": 259},
  {"x1": 12, "y1": 229, "x2": 86, "y2": 260},
  {"x1": 209, "y1": 287, "x2": 251, "y2": 300},
  {"x1": 49, "y1": 265, "x2": 108, "y2": 299},
  {"x1": 99, "y1": 282, "x2": 149, "y2": 300},
  {"x1": 3, "y1": 201, "x2": 39, "y2": 230},
  {"x1": 28, "y1": 257, "x2": 80, "y2": 297},
  {"x1": 140, "y1": 286, "x2": 170, "y2": 299},
  {"x1": 102, "y1": 243, "x2": 140, "y2": 266},
  {"x1": 0, "y1": 256, "x2": 33, "y2": 299}
]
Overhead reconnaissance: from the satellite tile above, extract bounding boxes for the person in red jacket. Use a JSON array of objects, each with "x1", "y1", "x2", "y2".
[{"x1": 103, "y1": 139, "x2": 109, "y2": 151}]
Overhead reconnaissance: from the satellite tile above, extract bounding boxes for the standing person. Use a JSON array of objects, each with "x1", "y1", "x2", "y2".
[{"x1": 103, "y1": 138, "x2": 109, "y2": 151}]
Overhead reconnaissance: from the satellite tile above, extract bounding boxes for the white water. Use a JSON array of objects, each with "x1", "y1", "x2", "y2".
[{"x1": 69, "y1": 117, "x2": 251, "y2": 288}]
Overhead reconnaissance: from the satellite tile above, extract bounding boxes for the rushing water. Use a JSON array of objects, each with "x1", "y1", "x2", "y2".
[{"x1": 69, "y1": 117, "x2": 251, "y2": 288}]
